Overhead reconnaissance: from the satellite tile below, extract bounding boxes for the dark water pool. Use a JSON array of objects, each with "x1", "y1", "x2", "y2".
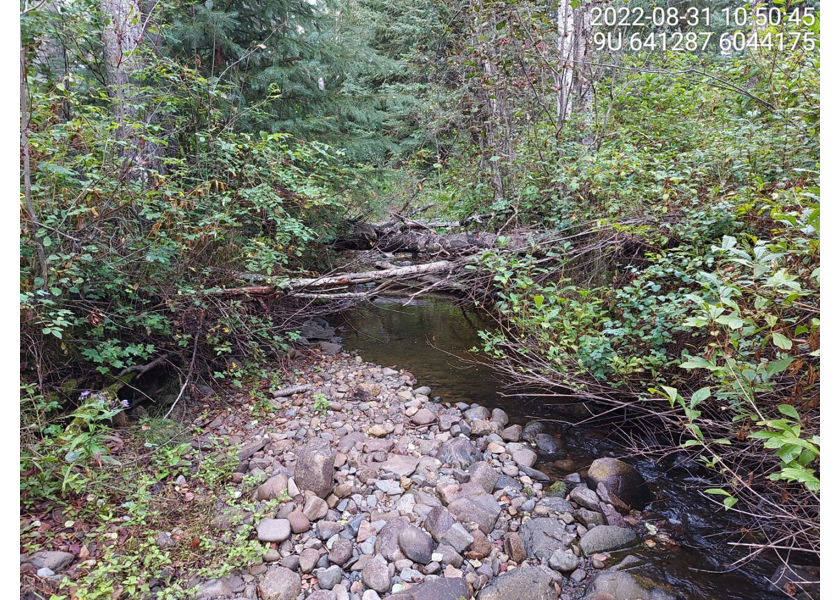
[{"x1": 336, "y1": 297, "x2": 801, "y2": 600}]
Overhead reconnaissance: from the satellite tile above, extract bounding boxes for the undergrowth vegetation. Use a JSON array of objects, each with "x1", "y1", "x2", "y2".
[
  {"x1": 460, "y1": 28, "x2": 819, "y2": 562},
  {"x1": 21, "y1": 382, "x2": 284, "y2": 600}
]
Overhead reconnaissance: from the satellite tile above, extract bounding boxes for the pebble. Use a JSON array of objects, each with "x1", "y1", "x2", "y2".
[
  {"x1": 262, "y1": 550, "x2": 281, "y2": 562},
  {"x1": 299, "y1": 548, "x2": 321, "y2": 573},
  {"x1": 256, "y1": 519, "x2": 291, "y2": 543},
  {"x1": 375, "y1": 480, "x2": 402, "y2": 495},
  {"x1": 287, "y1": 510, "x2": 311, "y2": 533},
  {"x1": 105, "y1": 353, "x2": 671, "y2": 600}
]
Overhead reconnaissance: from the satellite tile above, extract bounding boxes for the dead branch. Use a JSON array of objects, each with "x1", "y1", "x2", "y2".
[{"x1": 272, "y1": 384, "x2": 312, "y2": 398}]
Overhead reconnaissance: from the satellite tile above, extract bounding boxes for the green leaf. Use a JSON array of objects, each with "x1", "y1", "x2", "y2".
[
  {"x1": 661, "y1": 386, "x2": 679, "y2": 406},
  {"x1": 690, "y1": 387, "x2": 711, "y2": 408},
  {"x1": 772, "y1": 332, "x2": 793, "y2": 350},
  {"x1": 705, "y1": 488, "x2": 731, "y2": 496},
  {"x1": 799, "y1": 448, "x2": 817, "y2": 467},
  {"x1": 716, "y1": 314, "x2": 744, "y2": 329},
  {"x1": 533, "y1": 295, "x2": 544, "y2": 308},
  {"x1": 685, "y1": 423, "x2": 704, "y2": 441},
  {"x1": 680, "y1": 356, "x2": 716, "y2": 370},
  {"x1": 719, "y1": 235, "x2": 737, "y2": 251},
  {"x1": 766, "y1": 357, "x2": 794, "y2": 377},
  {"x1": 723, "y1": 496, "x2": 738, "y2": 509},
  {"x1": 779, "y1": 467, "x2": 820, "y2": 492},
  {"x1": 777, "y1": 404, "x2": 799, "y2": 420},
  {"x1": 777, "y1": 444, "x2": 802, "y2": 464}
]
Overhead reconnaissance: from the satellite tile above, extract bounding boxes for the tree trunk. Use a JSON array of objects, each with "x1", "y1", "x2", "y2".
[
  {"x1": 555, "y1": 0, "x2": 575, "y2": 128},
  {"x1": 573, "y1": 2, "x2": 593, "y2": 117},
  {"x1": 99, "y1": 0, "x2": 160, "y2": 181},
  {"x1": 555, "y1": 0, "x2": 593, "y2": 135},
  {"x1": 21, "y1": 41, "x2": 49, "y2": 289}
]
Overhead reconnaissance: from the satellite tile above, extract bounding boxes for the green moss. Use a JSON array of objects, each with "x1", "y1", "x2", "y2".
[{"x1": 547, "y1": 481, "x2": 567, "y2": 497}]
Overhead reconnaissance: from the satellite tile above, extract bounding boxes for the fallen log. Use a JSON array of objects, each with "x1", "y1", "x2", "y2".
[
  {"x1": 208, "y1": 260, "x2": 458, "y2": 297},
  {"x1": 289, "y1": 260, "x2": 456, "y2": 288},
  {"x1": 334, "y1": 229, "x2": 527, "y2": 254}
]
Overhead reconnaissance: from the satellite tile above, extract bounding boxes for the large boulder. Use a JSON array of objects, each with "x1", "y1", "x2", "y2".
[
  {"x1": 256, "y1": 474, "x2": 289, "y2": 500},
  {"x1": 463, "y1": 406, "x2": 491, "y2": 423},
  {"x1": 569, "y1": 485, "x2": 601, "y2": 512},
  {"x1": 534, "y1": 433, "x2": 566, "y2": 458},
  {"x1": 522, "y1": 421, "x2": 547, "y2": 442},
  {"x1": 337, "y1": 431, "x2": 367, "y2": 453},
  {"x1": 375, "y1": 517, "x2": 410, "y2": 561},
  {"x1": 491, "y1": 408, "x2": 509, "y2": 425},
  {"x1": 579, "y1": 525, "x2": 639, "y2": 556},
  {"x1": 586, "y1": 458, "x2": 651, "y2": 510},
  {"x1": 361, "y1": 557, "x2": 391, "y2": 593},
  {"x1": 256, "y1": 518, "x2": 291, "y2": 543},
  {"x1": 436, "y1": 437, "x2": 482, "y2": 470},
  {"x1": 468, "y1": 461, "x2": 499, "y2": 494},
  {"x1": 470, "y1": 419, "x2": 503, "y2": 436},
  {"x1": 511, "y1": 447, "x2": 537, "y2": 468},
  {"x1": 318, "y1": 341, "x2": 342, "y2": 355},
  {"x1": 548, "y1": 548, "x2": 579, "y2": 573},
  {"x1": 398, "y1": 525, "x2": 434, "y2": 564},
  {"x1": 424, "y1": 506, "x2": 455, "y2": 543},
  {"x1": 196, "y1": 578, "x2": 234, "y2": 599},
  {"x1": 447, "y1": 490, "x2": 501, "y2": 535},
  {"x1": 412, "y1": 408, "x2": 437, "y2": 426},
  {"x1": 501, "y1": 424, "x2": 522, "y2": 442},
  {"x1": 299, "y1": 318, "x2": 335, "y2": 341},
  {"x1": 583, "y1": 571, "x2": 677, "y2": 600},
  {"x1": 259, "y1": 567, "x2": 301, "y2": 600},
  {"x1": 376, "y1": 454, "x2": 420, "y2": 478},
  {"x1": 478, "y1": 565, "x2": 557, "y2": 600},
  {"x1": 440, "y1": 522, "x2": 473, "y2": 553},
  {"x1": 390, "y1": 576, "x2": 470, "y2": 600},
  {"x1": 23, "y1": 551, "x2": 75, "y2": 573},
  {"x1": 519, "y1": 517, "x2": 570, "y2": 562},
  {"x1": 315, "y1": 565, "x2": 344, "y2": 590},
  {"x1": 295, "y1": 438, "x2": 335, "y2": 498}
]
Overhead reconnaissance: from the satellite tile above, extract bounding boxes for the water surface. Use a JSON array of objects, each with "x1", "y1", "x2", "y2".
[{"x1": 337, "y1": 297, "x2": 798, "y2": 600}]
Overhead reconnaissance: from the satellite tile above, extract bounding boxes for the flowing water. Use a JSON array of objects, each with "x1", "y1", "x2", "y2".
[{"x1": 336, "y1": 297, "x2": 798, "y2": 600}]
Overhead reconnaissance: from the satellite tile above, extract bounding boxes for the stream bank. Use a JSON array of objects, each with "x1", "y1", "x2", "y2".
[{"x1": 21, "y1": 302, "x2": 813, "y2": 600}]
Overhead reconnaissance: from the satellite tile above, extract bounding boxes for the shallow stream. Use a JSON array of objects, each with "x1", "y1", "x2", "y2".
[{"x1": 336, "y1": 297, "x2": 793, "y2": 600}]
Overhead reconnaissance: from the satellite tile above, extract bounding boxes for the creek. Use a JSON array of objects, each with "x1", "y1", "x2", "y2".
[{"x1": 335, "y1": 296, "x2": 791, "y2": 600}]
